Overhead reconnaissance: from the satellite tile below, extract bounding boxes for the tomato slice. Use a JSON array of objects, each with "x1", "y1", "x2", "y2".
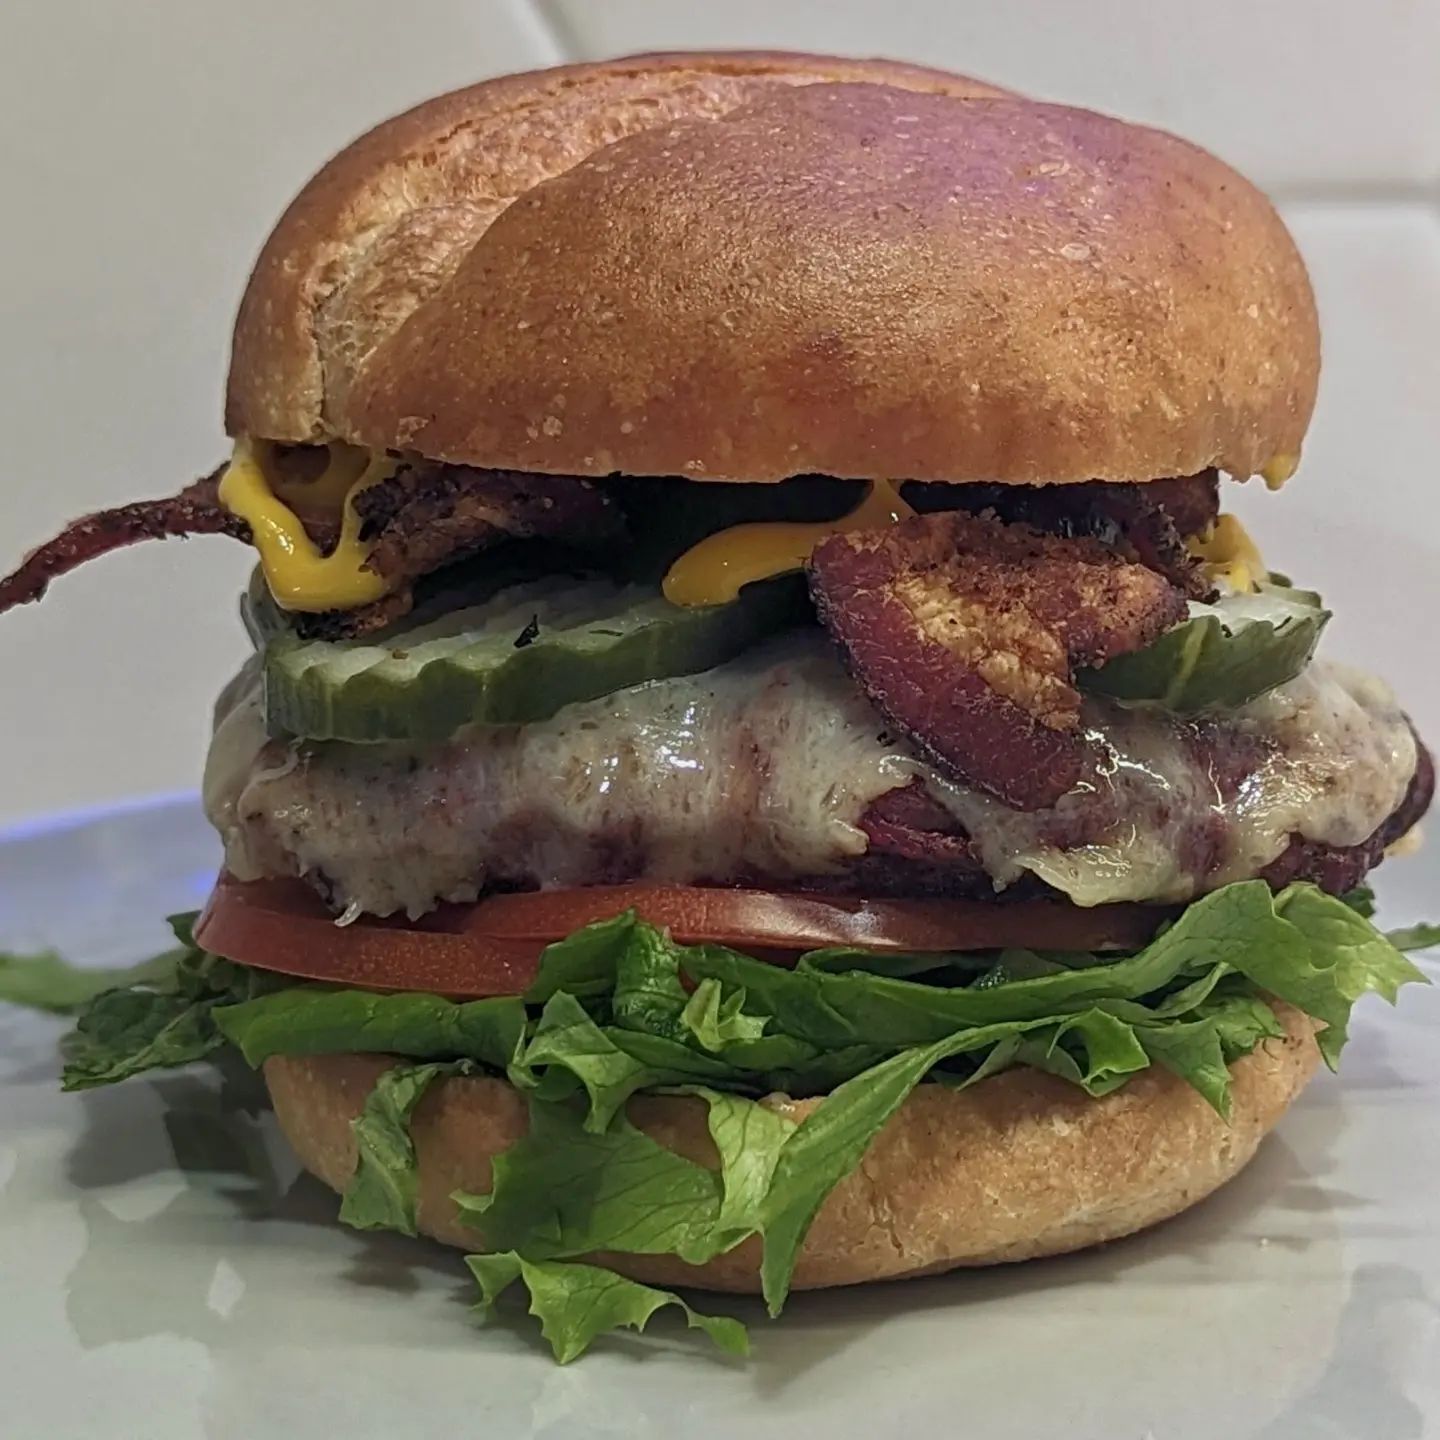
[{"x1": 194, "y1": 873, "x2": 1171, "y2": 999}]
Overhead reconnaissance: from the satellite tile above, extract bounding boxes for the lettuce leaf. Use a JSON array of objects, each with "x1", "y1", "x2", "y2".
[
  {"x1": 340, "y1": 1060, "x2": 468, "y2": 1235},
  {"x1": 456, "y1": 1086, "x2": 796, "y2": 1269},
  {"x1": 522, "y1": 911, "x2": 638, "y2": 1003},
  {"x1": 1135, "y1": 993, "x2": 1286, "y2": 1117},
  {"x1": 456, "y1": 1094, "x2": 727, "y2": 1262},
  {"x1": 60, "y1": 985, "x2": 228, "y2": 1090},
  {"x1": 0, "y1": 946, "x2": 181, "y2": 1015},
  {"x1": 215, "y1": 987, "x2": 525, "y2": 1071},
  {"x1": 1339, "y1": 884, "x2": 1377, "y2": 919},
  {"x1": 755, "y1": 1039, "x2": 947, "y2": 1313},
  {"x1": 695, "y1": 1088, "x2": 796, "y2": 1249},
  {"x1": 752, "y1": 1006, "x2": 1153, "y2": 1312},
  {"x1": 681, "y1": 979, "x2": 768, "y2": 1051},
  {"x1": 6, "y1": 880, "x2": 1431, "y2": 1361},
  {"x1": 610, "y1": 922, "x2": 693, "y2": 1039},
  {"x1": 55, "y1": 921, "x2": 281, "y2": 1090},
  {"x1": 514, "y1": 992, "x2": 725, "y2": 1131},
  {"x1": 1265, "y1": 886, "x2": 1427, "y2": 1065},
  {"x1": 677, "y1": 882, "x2": 1422, "y2": 1066},
  {"x1": 468, "y1": 1253, "x2": 747, "y2": 1364},
  {"x1": 1387, "y1": 921, "x2": 1440, "y2": 953}
]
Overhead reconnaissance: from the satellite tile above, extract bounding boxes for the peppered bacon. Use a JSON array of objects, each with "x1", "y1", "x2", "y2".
[
  {"x1": 0, "y1": 470, "x2": 246, "y2": 616},
  {"x1": 0, "y1": 453, "x2": 624, "y2": 637},
  {"x1": 860, "y1": 781, "x2": 979, "y2": 867},
  {"x1": 292, "y1": 588, "x2": 417, "y2": 642},
  {"x1": 906, "y1": 471, "x2": 1219, "y2": 598},
  {"x1": 280, "y1": 463, "x2": 626, "y2": 640},
  {"x1": 354, "y1": 463, "x2": 623, "y2": 580},
  {"x1": 809, "y1": 510, "x2": 1188, "y2": 810},
  {"x1": 1089, "y1": 475, "x2": 1219, "y2": 598}
]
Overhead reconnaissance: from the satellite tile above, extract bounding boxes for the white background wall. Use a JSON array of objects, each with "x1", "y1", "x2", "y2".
[{"x1": 1, "y1": 0, "x2": 1436, "y2": 824}]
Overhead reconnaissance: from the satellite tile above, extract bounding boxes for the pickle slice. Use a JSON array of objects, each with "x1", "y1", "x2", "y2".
[
  {"x1": 262, "y1": 574, "x2": 805, "y2": 742},
  {"x1": 1080, "y1": 581, "x2": 1330, "y2": 712}
]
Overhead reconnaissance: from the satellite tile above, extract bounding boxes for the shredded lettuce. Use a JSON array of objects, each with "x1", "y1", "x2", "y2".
[{"x1": 3, "y1": 883, "x2": 1430, "y2": 1360}]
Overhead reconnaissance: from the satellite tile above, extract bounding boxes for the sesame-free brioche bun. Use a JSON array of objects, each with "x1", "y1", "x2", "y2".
[
  {"x1": 263, "y1": 1002, "x2": 1320, "y2": 1293},
  {"x1": 226, "y1": 52, "x2": 1318, "y2": 488}
]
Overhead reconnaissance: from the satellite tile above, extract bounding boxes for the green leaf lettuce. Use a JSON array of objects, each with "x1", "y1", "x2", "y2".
[{"x1": 3, "y1": 882, "x2": 1430, "y2": 1361}]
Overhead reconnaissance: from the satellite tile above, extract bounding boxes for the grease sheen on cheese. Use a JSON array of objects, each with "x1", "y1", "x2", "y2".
[{"x1": 205, "y1": 636, "x2": 1417, "y2": 920}]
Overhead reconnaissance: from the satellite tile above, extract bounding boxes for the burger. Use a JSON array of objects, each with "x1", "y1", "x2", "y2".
[{"x1": 1, "y1": 51, "x2": 1434, "y2": 1363}]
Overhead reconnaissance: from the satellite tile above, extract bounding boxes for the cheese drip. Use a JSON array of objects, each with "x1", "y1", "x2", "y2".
[
  {"x1": 1260, "y1": 452, "x2": 1299, "y2": 491},
  {"x1": 1190, "y1": 514, "x2": 1268, "y2": 593},
  {"x1": 663, "y1": 479, "x2": 915, "y2": 607},
  {"x1": 219, "y1": 439, "x2": 397, "y2": 612}
]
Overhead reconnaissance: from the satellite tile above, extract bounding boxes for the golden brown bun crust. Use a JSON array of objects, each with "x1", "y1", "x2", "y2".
[
  {"x1": 227, "y1": 54, "x2": 1317, "y2": 486},
  {"x1": 226, "y1": 53, "x2": 1002, "y2": 454},
  {"x1": 264, "y1": 1002, "x2": 1320, "y2": 1293}
]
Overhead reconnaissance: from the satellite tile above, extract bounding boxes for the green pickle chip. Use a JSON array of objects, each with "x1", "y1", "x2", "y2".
[{"x1": 261, "y1": 573, "x2": 806, "y2": 743}]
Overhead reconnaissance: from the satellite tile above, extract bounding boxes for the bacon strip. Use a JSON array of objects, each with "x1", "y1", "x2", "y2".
[
  {"x1": 0, "y1": 459, "x2": 622, "y2": 635},
  {"x1": 0, "y1": 471, "x2": 246, "y2": 616},
  {"x1": 809, "y1": 511, "x2": 1188, "y2": 810},
  {"x1": 906, "y1": 471, "x2": 1219, "y2": 598},
  {"x1": 355, "y1": 463, "x2": 622, "y2": 581}
]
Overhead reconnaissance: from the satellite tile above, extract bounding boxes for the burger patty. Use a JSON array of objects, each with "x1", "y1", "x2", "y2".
[{"x1": 204, "y1": 634, "x2": 1424, "y2": 920}]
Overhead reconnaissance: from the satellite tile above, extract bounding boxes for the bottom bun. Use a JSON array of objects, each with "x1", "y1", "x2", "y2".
[{"x1": 264, "y1": 1002, "x2": 1319, "y2": 1293}]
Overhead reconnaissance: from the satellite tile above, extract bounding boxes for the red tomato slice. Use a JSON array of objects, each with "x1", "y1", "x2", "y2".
[{"x1": 194, "y1": 874, "x2": 1171, "y2": 999}]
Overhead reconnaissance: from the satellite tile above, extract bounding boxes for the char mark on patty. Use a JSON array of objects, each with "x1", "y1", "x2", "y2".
[{"x1": 808, "y1": 510, "x2": 1188, "y2": 810}]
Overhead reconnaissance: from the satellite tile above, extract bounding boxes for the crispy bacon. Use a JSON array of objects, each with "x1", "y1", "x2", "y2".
[
  {"x1": 355, "y1": 463, "x2": 622, "y2": 580},
  {"x1": 808, "y1": 510, "x2": 1188, "y2": 810},
  {"x1": 285, "y1": 465, "x2": 624, "y2": 640},
  {"x1": 0, "y1": 471, "x2": 245, "y2": 616},
  {"x1": 1089, "y1": 475, "x2": 1218, "y2": 597},
  {"x1": 0, "y1": 457, "x2": 623, "y2": 636},
  {"x1": 905, "y1": 472, "x2": 1219, "y2": 598}
]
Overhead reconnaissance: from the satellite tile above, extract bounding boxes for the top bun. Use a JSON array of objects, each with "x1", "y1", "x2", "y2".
[{"x1": 227, "y1": 52, "x2": 1318, "y2": 486}]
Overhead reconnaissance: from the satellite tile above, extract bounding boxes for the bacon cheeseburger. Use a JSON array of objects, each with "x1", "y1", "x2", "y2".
[{"x1": 3, "y1": 53, "x2": 1435, "y2": 1362}]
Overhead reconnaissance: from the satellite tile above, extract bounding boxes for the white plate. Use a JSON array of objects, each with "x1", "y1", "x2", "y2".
[{"x1": 2, "y1": 796, "x2": 1437, "y2": 1439}]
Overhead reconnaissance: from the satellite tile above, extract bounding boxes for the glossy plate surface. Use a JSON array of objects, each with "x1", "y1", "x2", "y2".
[{"x1": 1, "y1": 795, "x2": 1437, "y2": 1439}]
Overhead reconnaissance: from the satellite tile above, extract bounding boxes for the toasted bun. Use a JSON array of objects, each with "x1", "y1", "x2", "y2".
[
  {"x1": 264, "y1": 1002, "x2": 1319, "y2": 1293},
  {"x1": 227, "y1": 53, "x2": 1317, "y2": 487}
]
